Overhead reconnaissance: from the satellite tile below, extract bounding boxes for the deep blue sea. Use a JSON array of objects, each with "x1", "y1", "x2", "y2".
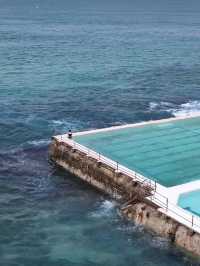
[{"x1": 1, "y1": 0, "x2": 200, "y2": 265}]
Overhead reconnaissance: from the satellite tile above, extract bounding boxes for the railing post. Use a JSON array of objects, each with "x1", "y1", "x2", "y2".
[
  {"x1": 98, "y1": 153, "x2": 101, "y2": 161},
  {"x1": 155, "y1": 181, "x2": 157, "y2": 192},
  {"x1": 116, "y1": 161, "x2": 119, "y2": 171},
  {"x1": 192, "y1": 215, "x2": 194, "y2": 227},
  {"x1": 166, "y1": 198, "x2": 168, "y2": 212}
]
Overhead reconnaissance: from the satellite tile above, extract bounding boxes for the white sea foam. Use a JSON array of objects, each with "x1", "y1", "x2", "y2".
[
  {"x1": 52, "y1": 119, "x2": 80, "y2": 127},
  {"x1": 90, "y1": 200, "x2": 116, "y2": 218},
  {"x1": 51, "y1": 119, "x2": 83, "y2": 133},
  {"x1": 149, "y1": 101, "x2": 175, "y2": 111},
  {"x1": 171, "y1": 101, "x2": 200, "y2": 117},
  {"x1": 149, "y1": 100, "x2": 200, "y2": 118},
  {"x1": 52, "y1": 120, "x2": 66, "y2": 126},
  {"x1": 149, "y1": 102, "x2": 159, "y2": 111},
  {"x1": 27, "y1": 139, "x2": 50, "y2": 147}
]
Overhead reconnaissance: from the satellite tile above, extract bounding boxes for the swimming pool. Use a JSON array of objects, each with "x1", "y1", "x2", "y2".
[
  {"x1": 178, "y1": 190, "x2": 200, "y2": 216},
  {"x1": 74, "y1": 117, "x2": 200, "y2": 187}
]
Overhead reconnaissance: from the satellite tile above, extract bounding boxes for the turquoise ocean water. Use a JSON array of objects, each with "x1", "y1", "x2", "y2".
[{"x1": 1, "y1": 0, "x2": 200, "y2": 265}]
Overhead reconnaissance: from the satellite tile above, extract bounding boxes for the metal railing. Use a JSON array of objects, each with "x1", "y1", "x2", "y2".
[
  {"x1": 71, "y1": 139, "x2": 156, "y2": 189},
  {"x1": 152, "y1": 190, "x2": 200, "y2": 232},
  {"x1": 59, "y1": 136, "x2": 200, "y2": 234}
]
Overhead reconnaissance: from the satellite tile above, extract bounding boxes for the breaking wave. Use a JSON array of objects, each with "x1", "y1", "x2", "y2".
[
  {"x1": 149, "y1": 100, "x2": 200, "y2": 117},
  {"x1": 90, "y1": 200, "x2": 116, "y2": 218},
  {"x1": 148, "y1": 101, "x2": 175, "y2": 112},
  {"x1": 171, "y1": 101, "x2": 200, "y2": 117}
]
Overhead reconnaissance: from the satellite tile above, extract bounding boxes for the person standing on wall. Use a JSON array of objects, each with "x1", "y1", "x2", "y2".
[{"x1": 68, "y1": 129, "x2": 72, "y2": 139}]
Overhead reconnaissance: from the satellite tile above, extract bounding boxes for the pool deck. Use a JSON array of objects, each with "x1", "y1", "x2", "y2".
[
  {"x1": 56, "y1": 113, "x2": 200, "y2": 234},
  {"x1": 169, "y1": 180, "x2": 200, "y2": 204}
]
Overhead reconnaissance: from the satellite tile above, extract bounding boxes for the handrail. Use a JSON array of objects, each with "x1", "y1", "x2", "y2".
[
  {"x1": 72, "y1": 140, "x2": 154, "y2": 188},
  {"x1": 58, "y1": 136, "x2": 200, "y2": 234},
  {"x1": 152, "y1": 191, "x2": 200, "y2": 231}
]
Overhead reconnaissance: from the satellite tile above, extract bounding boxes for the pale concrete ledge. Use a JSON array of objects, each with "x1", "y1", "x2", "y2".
[
  {"x1": 168, "y1": 180, "x2": 200, "y2": 204},
  {"x1": 73, "y1": 112, "x2": 200, "y2": 137}
]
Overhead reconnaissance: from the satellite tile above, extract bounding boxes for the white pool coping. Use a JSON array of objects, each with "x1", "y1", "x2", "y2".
[
  {"x1": 168, "y1": 180, "x2": 200, "y2": 204},
  {"x1": 72, "y1": 112, "x2": 200, "y2": 137},
  {"x1": 55, "y1": 113, "x2": 200, "y2": 233}
]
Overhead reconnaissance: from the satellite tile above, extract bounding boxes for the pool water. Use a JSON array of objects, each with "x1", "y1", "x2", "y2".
[
  {"x1": 178, "y1": 190, "x2": 200, "y2": 216},
  {"x1": 75, "y1": 117, "x2": 200, "y2": 187}
]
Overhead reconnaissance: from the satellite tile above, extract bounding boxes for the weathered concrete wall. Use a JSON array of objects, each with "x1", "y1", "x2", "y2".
[
  {"x1": 121, "y1": 199, "x2": 200, "y2": 257},
  {"x1": 122, "y1": 203, "x2": 178, "y2": 240},
  {"x1": 49, "y1": 138, "x2": 152, "y2": 202},
  {"x1": 176, "y1": 225, "x2": 200, "y2": 256},
  {"x1": 49, "y1": 138, "x2": 200, "y2": 258}
]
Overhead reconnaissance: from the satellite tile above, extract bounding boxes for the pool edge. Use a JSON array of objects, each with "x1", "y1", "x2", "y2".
[{"x1": 73, "y1": 113, "x2": 200, "y2": 137}]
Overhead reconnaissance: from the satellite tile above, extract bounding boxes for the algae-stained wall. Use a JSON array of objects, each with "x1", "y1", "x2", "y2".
[
  {"x1": 49, "y1": 138, "x2": 152, "y2": 201},
  {"x1": 49, "y1": 138, "x2": 200, "y2": 258},
  {"x1": 122, "y1": 202, "x2": 200, "y2": 257}
]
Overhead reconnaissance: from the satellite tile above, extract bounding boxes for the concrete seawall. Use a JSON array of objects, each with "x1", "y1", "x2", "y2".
[{"x1": 49, "y1": 137, "x2": 200, "y2": 258}]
